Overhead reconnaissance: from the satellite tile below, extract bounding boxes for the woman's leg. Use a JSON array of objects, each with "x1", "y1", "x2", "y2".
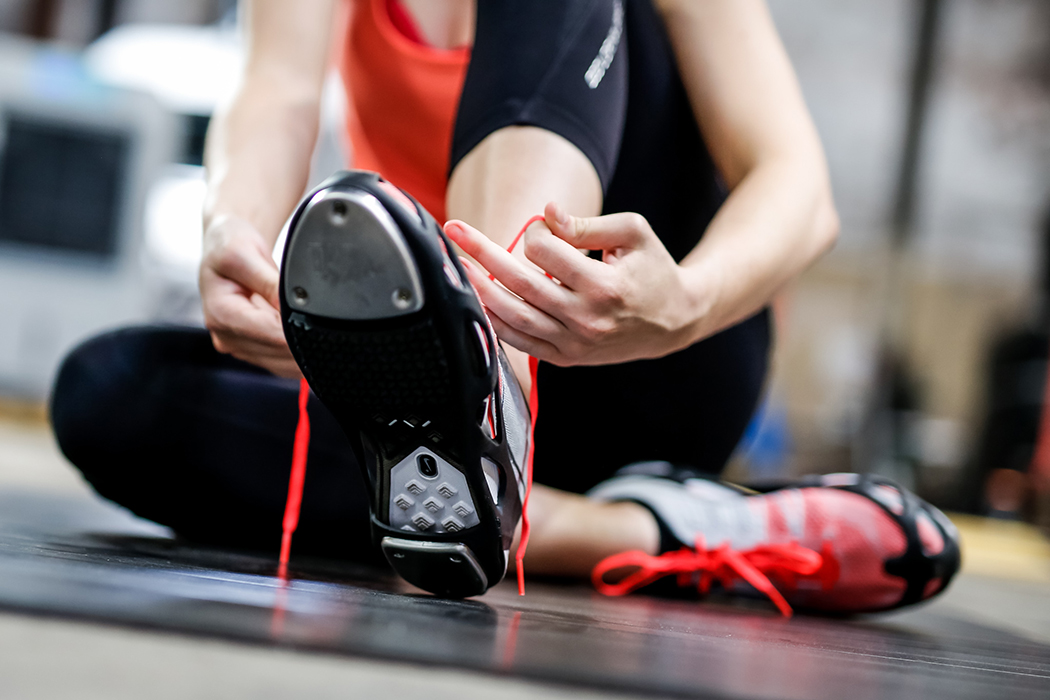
[
  {"x1": 533, "y1": 309, "x2": 772, "y2": 494},
  {"x1": 518, "y1": 311, "x2": 771, "y2": 576},
  {"x1": 50, "y1": 326, "x2": 377, "y2": 561},
  {"x1": 515, "y1": 485, "x2": 660, "y2": 577}
]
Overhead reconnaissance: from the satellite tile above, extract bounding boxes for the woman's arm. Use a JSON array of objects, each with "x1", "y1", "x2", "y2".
[
  {"x1": 452, "y1": 0, "x2": 837, "y2": 366},
  {"x1": 200, "y1": 0, "x2": 337, "y2": 377},
  {"x1": 658, "y1": 0, "x2": 839, "y2": 338}
]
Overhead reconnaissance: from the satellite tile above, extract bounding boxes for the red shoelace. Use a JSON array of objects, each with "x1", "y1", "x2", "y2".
[
  {"x1": 592, "y1": 538, "x2": 829, "y2": 617},
  {"x1": 277, "y1": 377, "x2": 311, "y2": 580},
  {"x1": 277, "y1": 215, "x2": 544, "y2": 595}
]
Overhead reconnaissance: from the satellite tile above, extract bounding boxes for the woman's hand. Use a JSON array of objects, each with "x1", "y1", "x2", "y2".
[
  {"x1": 199, "y1": 215, "x2": 301, "y2": 378},
  {"x1": 446, "y1": 203, "x2": 706, "y2": 366}
]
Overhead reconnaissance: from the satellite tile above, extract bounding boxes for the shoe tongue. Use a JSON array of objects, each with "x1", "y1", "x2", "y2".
[
  {"x1": 682, "y1": 477, "x2": 743, "y2": 501},
  {"x1": 617, "y1": 460, "x2": 718, "y2": 485},
  {"x1": 589, "y1": 473, "x2": 765, "y2": 553}
]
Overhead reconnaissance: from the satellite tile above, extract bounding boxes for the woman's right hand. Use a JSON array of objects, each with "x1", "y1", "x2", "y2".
[{"x1": 199, "y1": 215, "x2": 302, "y2": 378}]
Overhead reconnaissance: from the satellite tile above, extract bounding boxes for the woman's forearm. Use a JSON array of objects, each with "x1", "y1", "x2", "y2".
[
  {"x1": 657, "y1": 0, "x2": 839, "y2": 343},
  {"x1": 203, "y1": 0, "x2": 336, "y2": 248},
  {"x1": 203, "y1": 87, "x2": 321, "y2": 247},
  {"x1": 679, "y1": 155, "x2": 839, "y2": 342}
]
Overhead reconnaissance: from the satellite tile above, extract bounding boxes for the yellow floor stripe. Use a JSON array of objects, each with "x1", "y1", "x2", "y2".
[
  {"x1": 0, "y1": 399, "x2": 47, "y2": 425},
  {"x1": 950, "y1": 513, "x2": 1050, "y2": 584}
]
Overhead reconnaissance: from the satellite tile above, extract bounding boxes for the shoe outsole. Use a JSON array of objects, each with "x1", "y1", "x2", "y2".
[{"x1": 279, "y1": 170, "x2": 522, "y2": 597}]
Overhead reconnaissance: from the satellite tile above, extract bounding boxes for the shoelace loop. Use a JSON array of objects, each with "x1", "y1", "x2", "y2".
[{"x1": 591, "y1": 539, "x2": 826, "y2": 617}]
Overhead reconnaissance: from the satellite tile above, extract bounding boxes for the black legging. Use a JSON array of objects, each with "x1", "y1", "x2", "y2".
[
  {"x1": 50, "y1": 326, "x2": 378, "y2": 560},
  {"x1": 51, "y1": 317, "x2": 768, "y2": 558}
]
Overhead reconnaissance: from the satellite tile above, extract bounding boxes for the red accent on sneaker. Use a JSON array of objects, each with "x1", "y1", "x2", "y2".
[
  {"x1": 278, "y1": 378, "x2": 312, "y2": 579},
  {"x1": 790, "y1": 489, "x2": 907, "y2": 612},
  {"x1": 765, "y1": 493, "x2": 790, "y2": 541},
  {"x1": 592, "y1": 486, "x2": 913, "y2": 614}
]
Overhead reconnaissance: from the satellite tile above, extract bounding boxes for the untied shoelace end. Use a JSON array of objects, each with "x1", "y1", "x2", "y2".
[{"x1": 278, "y1": 378, "x2": 312, "y2": 580}]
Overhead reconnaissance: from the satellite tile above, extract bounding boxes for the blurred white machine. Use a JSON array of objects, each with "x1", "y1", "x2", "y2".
[
  {"x1": 0, "y1": 34, "x2": 177, "y2": 398},
  {"x1": 84, "y1": 23, "x2": 345, "y2": 325},
  {"x1": 0, "y1": 22, "x2": 343, "y2": 400},
  {"x1": 85, "y1": 24, "x2": 242, "y2": 326}
]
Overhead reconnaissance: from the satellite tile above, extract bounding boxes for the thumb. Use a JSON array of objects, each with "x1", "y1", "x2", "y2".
[
  {"x1": 544, "y1": 202, "x2": 649, "y2": 252},
  {"x1": 213, "y1": 236, "x2": 282, "y2": 309}
]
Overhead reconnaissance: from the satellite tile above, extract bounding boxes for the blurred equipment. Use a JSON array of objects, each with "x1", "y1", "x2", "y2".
[
  {"x1": 82, "y1": 23, "x2": 346, "y2": 325},
  {"x1": 0, "y1": 35, "x2": 176, "y2": 398},
  {"x1": 966, "y1": 205, "x2": 1050, "y2": 529},
  {"x1": 84, "y1": 23, "x2": 241, "y2": 324},
  {"x1": 0, "y1": 19, "x2": 342, "y2": 399},
  {"x1": 854, "y1": 0, "x2": 943, "y2": 491},
  {"x1": 968, "y1": 324, "x2": 1046, "y2": 517}
]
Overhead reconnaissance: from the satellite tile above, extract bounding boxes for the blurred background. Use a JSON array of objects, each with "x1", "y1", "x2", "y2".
[{"x1": 0, "y1": 0, "x2": 1048, "y2": 531}]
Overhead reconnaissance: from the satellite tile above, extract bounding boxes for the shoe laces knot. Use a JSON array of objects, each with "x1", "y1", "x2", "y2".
[{"x1": 591, "y1": 538, "x2": 827, "y2": 617}]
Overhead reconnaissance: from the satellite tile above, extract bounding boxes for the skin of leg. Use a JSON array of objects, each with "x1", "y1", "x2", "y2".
[{"x1": 510, "y1": 485, "x2": 660, "y2": 577}]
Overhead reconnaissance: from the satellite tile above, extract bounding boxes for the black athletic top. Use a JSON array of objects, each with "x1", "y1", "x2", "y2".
[{"x1": 452, "y1": 0, "x2": 771, "y2": 491}]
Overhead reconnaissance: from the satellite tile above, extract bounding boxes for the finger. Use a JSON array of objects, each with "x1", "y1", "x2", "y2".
[
  {"x1": 268, "y1": 359, "x2": 305, "y2": 380},
  {"x1": 460, "y1": 257, "x2": 566, "y2": 341},
  {"x1": 544, "y1": 202, "x2": 650, "y2": 252},
  {"x1": 208, "y1": 327, "x2": 288, "y2": 361},
  {"x1": 520, "y1": 221, "x2": 604, "y2": 291},
  {"x1": 485, "y1": 309, "x2": 564, "y2": 365},
  {"x1": 446, "y1": 221, "x2": 568, "y2": 315},
  {"x1": 210, "y1": 329, "x2": 285, "y2": 360},
  {"x1": 204, "y1": 281, "x2": 288, "y2": 348},
  {"x1": 208, "y1": 319, "x2": 297, "y2": 368},
  {"x1": 211, "y1": 328, "x2": 302, "y2": 378},
  {"x1": 211, "y1": 238, "x2": 281, "y2": 309}
]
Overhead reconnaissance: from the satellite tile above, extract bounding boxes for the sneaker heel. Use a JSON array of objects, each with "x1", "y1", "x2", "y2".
[{"x1": 381, "y1": 537, "x2": 488, "y2": 597}]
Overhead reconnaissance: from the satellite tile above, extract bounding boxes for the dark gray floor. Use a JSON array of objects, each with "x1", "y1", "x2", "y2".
[{"x1": 1, "y1": 489, "x2": 1048, "y2": 700}]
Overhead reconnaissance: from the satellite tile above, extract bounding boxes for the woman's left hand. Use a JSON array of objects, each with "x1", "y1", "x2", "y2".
[{"x1": 445, "y1": 203, "x2": 706, "y2": 366}]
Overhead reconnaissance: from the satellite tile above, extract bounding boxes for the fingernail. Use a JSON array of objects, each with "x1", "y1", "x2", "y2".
[{"x1": 444, "y1": 222, "x2": 463, "y2": 236}]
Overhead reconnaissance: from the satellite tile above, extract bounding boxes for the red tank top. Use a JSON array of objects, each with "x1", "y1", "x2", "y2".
[{"x1": 341, "y1": 0, "x2": 470, "y2": 223}]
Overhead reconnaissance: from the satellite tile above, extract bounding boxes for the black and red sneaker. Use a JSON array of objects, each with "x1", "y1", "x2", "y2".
[
  {"x1": 589, "y1": 463, "x2": 961, "y2": 615},
  {"x1": 278, "y1": 170, "x2": 530, "y2": 597}
]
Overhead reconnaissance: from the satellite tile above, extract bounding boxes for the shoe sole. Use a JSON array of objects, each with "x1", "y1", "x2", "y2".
[{"x1": 279, "y1": 171, "x2": 515, "y2": 597}]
